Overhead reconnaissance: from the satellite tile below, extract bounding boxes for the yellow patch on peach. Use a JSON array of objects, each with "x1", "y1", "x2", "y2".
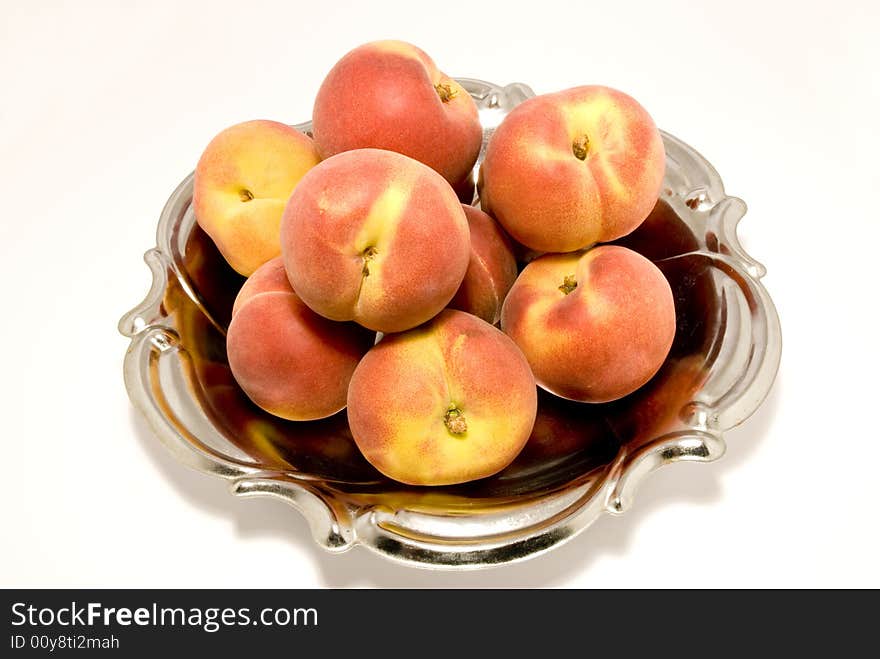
[{"x1": 371, "y1": 39, "x2": 423, "y2": 57}]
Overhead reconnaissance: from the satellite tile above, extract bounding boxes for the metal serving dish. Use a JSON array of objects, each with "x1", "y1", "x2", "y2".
[{"x1": 119, "y1": 78, "x2": 781, "y2": 569}]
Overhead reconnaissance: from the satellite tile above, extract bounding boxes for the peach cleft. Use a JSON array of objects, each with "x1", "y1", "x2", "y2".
[{"x1": 280, "y1": 148, "x2": 470, "y2": 334}]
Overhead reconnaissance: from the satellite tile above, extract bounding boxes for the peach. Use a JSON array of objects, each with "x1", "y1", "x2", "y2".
[
  {"x1": 194, "y1": 120, "x2": 320, "y2": 276},
  {"x1": 479, "y1": 86, "x2": 665, "y2": 253},
  {"x1": 448, "y1": 205, "x2": 518, "y2": 325},
  {"x1": 281, "y1": 148, "x2": 470, "y2": 333},
  {"x1": 347, "y1": 310, "x2": 537, "y2": 486},
  {"x1": 501, "y1": 245, "x2": 676, "y2": 403},
  {"x1": 226, "y1": 257, "x2": 373, "y2": 421},
  {"x1": 311, "y1": 40, "x2": 482, "y2": 185}
]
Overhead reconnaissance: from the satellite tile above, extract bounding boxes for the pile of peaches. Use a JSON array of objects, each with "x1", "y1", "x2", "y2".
[{"x1": 193, "y1": 40, "x2": 675, "y2": 487}]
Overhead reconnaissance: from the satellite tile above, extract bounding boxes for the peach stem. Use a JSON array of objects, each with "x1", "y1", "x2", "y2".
[
  {"x1": 572, "y1": 135, "x2": 590, "y2": 161},
  {"x1": 444, "y1": 406, "x2": 467, "y2": 435},
  {"x1": 435, "y1": 83, "x2": 457, "y2": 103},
  {"x1": 559, "y1": 274, "x2": 578, "y2": 295},
  {"x1": 362, "y1": 246, "x2": 378, "y2": 277}
]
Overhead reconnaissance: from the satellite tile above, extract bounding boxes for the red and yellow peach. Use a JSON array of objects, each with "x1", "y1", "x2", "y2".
[
  {"x1": 347, "y1": 310, "x2": 538, "y2": 486},
  {"x1": 479, "y1": 86, "x2": 665, "y2": 253},
  {"x1": 226, "y1": 257, "x2": 374, "y2": 421},
  {"x1": 281, "y1": 148, "x2": 470, "y2": 333},
  {"x1": 193, "y1": 119, "x2": 321, "y2": 276},
  {"x1": 501, "y1": 245, "x2": 676, "y2": 403},
  {"x1": 311, "y1": 40, "x2": 482, "y2": 185}
]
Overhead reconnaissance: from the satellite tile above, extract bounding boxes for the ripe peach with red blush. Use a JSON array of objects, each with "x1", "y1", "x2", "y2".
[
  {"x1": 479, "y1": 86, "x2": 665, "y2": 253},
  {"x1": 501, "y1": 245, "x2": 676, "y2": 403},
  {"x1": 312, "y1": 40, "x2": 482, "y2": 186},
  {"x1": 226, "y1": 257, "x2": 374, "y2": 421},
  {"x1": 346, "y1": 310, "x2": 537, "y2": 486},
  {"x1": 281, "y1": 148, "x2": 470, "y2": 333}
]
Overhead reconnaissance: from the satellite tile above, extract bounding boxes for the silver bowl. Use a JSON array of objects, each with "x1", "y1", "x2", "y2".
[{"x1": 119, "y1": 79, "x2": 781, "y2": 569}]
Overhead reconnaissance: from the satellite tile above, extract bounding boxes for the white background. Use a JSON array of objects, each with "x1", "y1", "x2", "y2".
[{"x1": 2, "y1": 0, "x2": 878, "y2": 588}]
